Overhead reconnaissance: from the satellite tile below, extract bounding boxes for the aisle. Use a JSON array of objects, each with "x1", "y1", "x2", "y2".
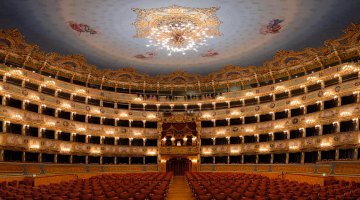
[{"x1": 167, "y1": 176, "x2": 193, "y2": 200}]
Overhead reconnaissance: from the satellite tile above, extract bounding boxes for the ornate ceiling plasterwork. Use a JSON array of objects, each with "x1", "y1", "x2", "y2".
[
  {"x1": 2, "y1": 0, "x2": 359, "y2": 75},
  {"x1": 132, "y1": 5, "x2": 221, "y2": 39},
  {"x1": 0, "y1": 24, "x2": 360, "y2": 85},
  {"x1": 132, "y1": 5, "x2": 222, "y2": 55}
]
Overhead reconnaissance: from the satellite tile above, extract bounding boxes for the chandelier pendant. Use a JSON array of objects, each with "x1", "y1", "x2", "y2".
[{"x1": 133, "y1": 5, "x2": 222, "y2": 56}]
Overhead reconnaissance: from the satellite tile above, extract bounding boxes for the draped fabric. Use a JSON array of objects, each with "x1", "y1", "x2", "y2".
[
  {"x1": 161, "y1": 122, "x2": 197, "y2": 138},
  {"x1": 166, "y1": 158, "x2": 191, "y2": 176}
]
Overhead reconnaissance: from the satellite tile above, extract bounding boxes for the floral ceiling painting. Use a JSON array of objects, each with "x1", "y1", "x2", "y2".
[{"x1": 0, "y1": 0, "x2": 359, "y2": 75}]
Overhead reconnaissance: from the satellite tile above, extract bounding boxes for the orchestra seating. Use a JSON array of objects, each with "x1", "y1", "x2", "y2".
[
  {"x1": 186, "y1": 172, "x2": 360, "y2": 200},
  {"x1": 0, "y1": 172, "x2": 173, "y2": 200}
]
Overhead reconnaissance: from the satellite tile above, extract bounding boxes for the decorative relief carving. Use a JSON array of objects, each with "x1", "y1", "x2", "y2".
[{"x1": 0, "y1": 24, "x2": 359, "y2": 85}]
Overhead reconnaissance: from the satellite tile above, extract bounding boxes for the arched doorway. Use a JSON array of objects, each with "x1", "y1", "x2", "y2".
[{"x1": 166, "y1": 158, "x2": 192, "y2": 176}]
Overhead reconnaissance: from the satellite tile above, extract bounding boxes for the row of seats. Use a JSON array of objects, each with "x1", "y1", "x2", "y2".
[
  {"x1": 0, "y1": 172, "x2": 173, "y2": 200},
  {"x1": 186, "y1": 172, "x2": 360, "y2": 200}
]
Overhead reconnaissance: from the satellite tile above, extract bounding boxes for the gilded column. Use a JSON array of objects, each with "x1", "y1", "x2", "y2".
[
  {"x1": 335, "y1": 149, "x2": 339, "y2": 161},
  {"x1": 317, "y1": 151, "x2": 321, "y2": 162},
  {"x1": 21, "y1": 124, "x2": 27, "y2": 136},
  {"x1": 301, "y1": 152, "x2": 305, "y2": 164},
  {"x1": 256, "y1": 154, "x2": 259, "y2": 164},
  {"x1": 354, "y1": 148, "x2": 358, "y2": 161},
  {"x1": 70, "y1": 155, "x2": 73, "y2": 164},
  {"x1": 337, "y1": 96, "x2": 341, "y2": 107},
  {"x1": 270, "y1": 154, "x2": 274, "y2": 164},
  {"x1": 22, "y1": 152, "x2": 26, "y2": 162},
  {"x1": 54, "y1": 154, "x2": 57, "y2": 164},
  {"x1": 38, "y1": 153, "x2": 42, "y2": 163},
  {"x1": 85, "y1": 156, "x2": 89, "y2": 164},
  {"x1": 0, "y1": 148, "x2": 4, "y2": 162},
  {"x1": 2, "y1": 121, "x2": 7, "y2": 133},
  {"x1": 285, "y1": 153, "x2": 289, "y2": 164}
]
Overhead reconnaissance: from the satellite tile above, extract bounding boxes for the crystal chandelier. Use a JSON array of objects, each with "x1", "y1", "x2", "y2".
[
  {"x1": 146, "y1": 22, "x2": 213, "y2": 56},
  {"x1": 133, "y1": 5, "x2": 222, "y2": 56}
]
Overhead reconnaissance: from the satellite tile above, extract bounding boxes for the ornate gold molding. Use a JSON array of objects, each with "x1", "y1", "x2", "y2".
[{"x1": 0, "y1": 24, "x2": 359, "y2": 85}]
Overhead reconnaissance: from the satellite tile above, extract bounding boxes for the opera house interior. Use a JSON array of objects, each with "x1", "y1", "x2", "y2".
[{"x1": 1, "y1": 0, "x2": 360, "y2": 199}]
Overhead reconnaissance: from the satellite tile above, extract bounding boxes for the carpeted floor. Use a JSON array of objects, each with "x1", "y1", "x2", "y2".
[{"x1": 167, "y1": 176, "x2": 194, "y2": 200}]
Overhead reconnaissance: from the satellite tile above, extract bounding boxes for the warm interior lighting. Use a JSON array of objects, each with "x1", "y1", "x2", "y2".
[
  {"x1": 90, "y1": 149, "x2": 101, "y2": 154},
  {"x1": 61, "y1": 147, "x2": 71, "y2": 152},
  {"x1": 11, "y1": 69, "x2": 23, "y2": 75},
  {"x1": 289, "y1": 145, "x2": 298, "y2": 150},
  {"x1": 46, "y1": 121, "x2": 56, "y2": 126},
  {"x1": 216, "y1": 131, "x2": 225, "y2": 135},
  {"x1": 231, "y1": 111, "x2": 239, "y2": 115},
  {"x1": 246, "y1": 92, "x2": 254, "y2": 96},
  {"x1": 134, "y1": 132, "x2": 142, "y2": 136},
  {"x1": 146, "y1": 23, "x2": 214, "y2": 55},
  {"x1": 45, "y1": 80, "x2": 55, "y2": 85},
  {"x1": 306, "y1": 119, "x2": 315, "y2": 124},
  {"x1": 12, "y1": 114, "x2": 22, "y2": 120},
  {"x1": 320, "y1": 142, "x2": 331, "y2": 147},
  {"x1": 77, "y1": 127, "x2": 86, "y2": 132},
  {"x1": 259, "y1": 148, "x2": 268, "y2": 152},
  {"x1": 61, "y1": 103, "x2": 71, "y2": 109},
  {"x1": 147, "y1": 151, "x2": 157, "y2": 155},
  {"x1": 29, "y1": 144, "x2": 40, "y2": 149},
  {"x1": 120, "y1": 113, "x2": 128, "y2": 117},
  {"x1": 203, "y1": 151, "x2": 212, "y2": 155},
  {"x1": 340, "y1": 112, "x2": 352, "y2": 117},
  {"x1": 290, "y1": 100, "x2": 300, "y2": 105}
]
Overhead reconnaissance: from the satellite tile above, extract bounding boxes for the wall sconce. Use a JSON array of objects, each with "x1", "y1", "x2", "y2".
[
  {"x1": 246, "y1": 92, "x2": 254, "y2": 96},
  {"x1": 274, "y1": 125, "x2": 283, "y2": 129},
  {"x1": 77, "y1": 127, "x2": 86, "y2": 132},
  {"x1": 289, "y1": 145, "x2": 298, "y2": 150},
  {"x1": 90, "y1": 149, "x2": 101, "y2": 154},
  {"x1": 306, "y1": 119, "x2": 315, "y2": 124},
  {"x1": 230, "y1": 149, "x2": 240, "y2": 154},
  {"x1": 12, "y1": 114, "x2": 23, "y2": 120},
  {"x1": 60, "y1": 147, "x2": 71, "y2": 152},
  {"x1": 275, "y1": 86, "x2": 285, "y2": 91},
  {"x1": 320, "y1": 142, "x2": 331, "y2": 147},
  {"x1": 217, "y1": 131, "x2": 225, "y2": 135},
  {"x1": 147, "y1": 151, "x2": 157, "y2": 155},
  {"x1": 203, "y1": 151, "x2": 212, "y2": 155},
  {"x1": 29, "y1": 144, "x2": 40, "y2": 149},
  {"x1": 259, "y1": 148, "x2": 268, "y2": 152},
  {"x1": 134, "y1": 132, "x2": 142, "y2": 136},
  {"x1": 120, "y1": 113, "x2": 128, "y2": 117},
  {"x1": 231, "y1": 111, "x2": 239, "y2": 115},
  {"x1": 340, "y1": 112, "x2": 351, "y2": 117}
]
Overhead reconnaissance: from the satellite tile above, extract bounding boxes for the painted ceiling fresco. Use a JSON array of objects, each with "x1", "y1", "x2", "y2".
[{"x1": 0, "y1": 0, "x2": 359, "y2": 75}]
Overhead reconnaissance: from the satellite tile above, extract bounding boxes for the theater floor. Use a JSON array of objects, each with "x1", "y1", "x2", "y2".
[{"x1": 168, "y1": 176, "x2": 193, "y2": 200}]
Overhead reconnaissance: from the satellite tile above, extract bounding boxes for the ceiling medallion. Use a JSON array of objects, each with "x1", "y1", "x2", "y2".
[{"x1": 132, "y1": 5, "x2": 222, "y2": 56}]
